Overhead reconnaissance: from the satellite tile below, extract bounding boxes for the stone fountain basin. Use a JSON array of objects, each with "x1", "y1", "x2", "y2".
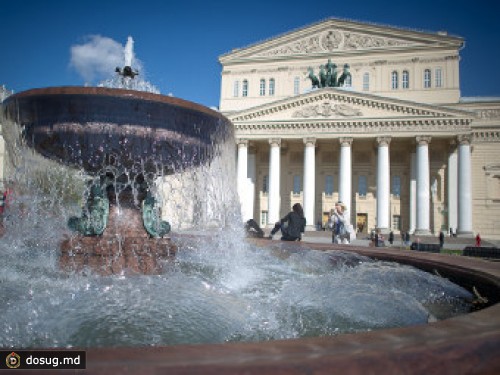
[
  {"x1": 1, "y1": 87, "x2": 233, "y2": 175},
  {"x1": 52, "y1": 242, "x2": 500, "y2": 374}
]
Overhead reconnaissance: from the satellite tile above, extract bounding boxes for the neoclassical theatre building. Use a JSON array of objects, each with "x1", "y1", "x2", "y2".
[{"x1": 219, "y1": 18, "x2": 500, "y2": 237}]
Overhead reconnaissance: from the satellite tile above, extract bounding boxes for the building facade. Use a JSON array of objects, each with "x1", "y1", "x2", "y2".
[{"x1": 219, "y1": 18, "x2": 500, "y2": 237}]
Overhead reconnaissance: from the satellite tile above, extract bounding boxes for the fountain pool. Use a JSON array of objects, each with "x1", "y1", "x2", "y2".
[{"x1": 0, "y1": 222, "x2": 475, "y2": 348}]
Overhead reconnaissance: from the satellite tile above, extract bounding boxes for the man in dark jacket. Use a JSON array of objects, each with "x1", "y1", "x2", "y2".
[{"x1": 268, "y1": 203, "x2": 306, "y2": 241}]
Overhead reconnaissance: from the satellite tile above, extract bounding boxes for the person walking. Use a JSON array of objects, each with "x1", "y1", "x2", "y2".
[
  {"x1": 476, "y1": 233, "x2": 482, "y2": 247},
  {"x1": 388, "y1": 231, "x2": 394, "y2": 246},
  {"x1": 439, "y1": 231, "x2": 445, "y2": 249},
  {"x1": 268, "y1": 203, "x2": 306, "y2": 241}
]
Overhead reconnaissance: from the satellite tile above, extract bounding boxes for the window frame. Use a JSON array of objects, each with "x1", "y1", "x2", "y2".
[
  {"x1": 269, "y1": 78, "x2": 275, "y2": 96},
  {"x1": 242, "y1": 79, "x2": 248, "y2": 97},
  {"x1": 362, "y1": 72, "x2": 370, "y2": 91},
  {"x1": 294, "y1": 76, "x2": 300, "y2": 95},
  {"x1": 391, "y1": 71, "x2": 398, "y2": 90},
  {"x1": 402, "y1": 70, "x2": 409, "y2": 89},
  {"x1": 435, "y1": 67, "x2": 443, "y2": 88},
  {"x1": 358, "y1": 175, "x2": 368, "y2": 197},
  {"x1": 260, "y1": 79, "x2": 266, "y2": 96},
  {"x1": 233, "y1": 80, "x2": 240, "y2": 97},
  {"x1": 325, "y1": 175, "x2": 334, "y2": 196},
  {"x1": 424, "y1": 69, "x2": 432, "y2": 88}
]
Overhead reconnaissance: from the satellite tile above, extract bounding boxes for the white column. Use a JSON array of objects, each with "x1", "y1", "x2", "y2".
[
  {"x1": 376, "y1": 136, "x2": 391, "y2": 233},
  {"x1": 415, "y1": 136, "x2": 431, "y2": 235},
  {"x1": 237, "y1": 139, "x2": 249, "y2": 221},
  {"x1": 303, "y1": 138, "x2": 316, "y2": 230},
  {"x1": 457, "y1": 134, "x2": 473, "y2": 236},
  {"x1": 447, "y1": 142, "x2": 458, "y2": 235},
  {"x1": 409, "y1": 152, "x2": 417, "y2": 234},
  {"x1": 338, "y1": 137, "x2": 353, "y2": 223},
  {"x1": 247, "y1": 151, "x2": 256, "y2": 221},
  {"x1": 268, "y1": 138, "x2": 281, "y2": 226}
]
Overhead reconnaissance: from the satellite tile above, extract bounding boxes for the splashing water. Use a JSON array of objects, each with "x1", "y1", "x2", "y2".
[
  {"x1": 124, "y1": 36, "x2": 134, "y2": 67},
  {"x1": 98, "y1": 35, "x2": 160, "y2": 94},
  {"x1": 0, "y1": 151, "x2": 473, "y2": 348}
]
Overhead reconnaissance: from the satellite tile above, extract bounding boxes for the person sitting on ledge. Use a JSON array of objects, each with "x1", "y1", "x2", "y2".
[
  {"x1": 244, "y1": 219, "x2": 265, "y2": 238},
  {"x1": 268, "y1": 203, "x2": 306, "y2": 241}
]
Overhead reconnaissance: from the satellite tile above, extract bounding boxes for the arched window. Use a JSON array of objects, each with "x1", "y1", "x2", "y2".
[
  {"x1": 424, "y1": 69, "x2": 431, "y2": 88},
  {"x1": 233, "y1": 80, "x2": 239, "y2": 97},
  {"x1": 294, "y1": 76, "x2": 300, "y2": 95},
  {"x1": 435, "y1": 68, "x2": 443, "y2": 88},
  {"x1": 260, "y1": 79, "x2": 266, "y2": 96},
  {"x1": 242, "y1": 80, "x2": 248, "y2": 97},
  {"x1": 391, "y1": 71, "x2": 398, "y2": 90},
  {"x1": 269, "y1": 78, "x2": 275, "y2": 96},
  {"x1": 362, "y1": 72, "x2": 370, "y2": 91},
  {"x1": 402, "y1": 70, "x2": 409, "y2": 89}
]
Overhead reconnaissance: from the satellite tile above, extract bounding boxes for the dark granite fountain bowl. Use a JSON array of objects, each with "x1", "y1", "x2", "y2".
[
  {"x1": 1, "y1": 87, "x2": 234, "y2": 274},
  {"x1": 1, "y1": 86, "x2": 233, "y2": 175}
]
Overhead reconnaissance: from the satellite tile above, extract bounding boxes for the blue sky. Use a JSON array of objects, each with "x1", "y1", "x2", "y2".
[{"x1": 1, "y1": 0, "x2": 499, "y2": 108}]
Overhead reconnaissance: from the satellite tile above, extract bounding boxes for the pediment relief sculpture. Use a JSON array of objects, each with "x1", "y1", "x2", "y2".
[
  {"x1": 292, "y1": 101, "x2": 362, "y2": 118},
  {"x1": 255, "y1": 29, "x2": 415, "y2": 57}
]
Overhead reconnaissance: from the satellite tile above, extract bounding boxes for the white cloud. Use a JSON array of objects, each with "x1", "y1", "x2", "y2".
[{"x1": 70, "y1": 35, "x2": 128, "y2": 84}]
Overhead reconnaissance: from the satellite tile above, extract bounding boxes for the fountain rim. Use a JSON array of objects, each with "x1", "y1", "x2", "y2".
[
  {"x1": 80, "y1": 242, "x2": 500, "y2": 374},
  {"x1": 2, "y1": 86, "x2": 227, "y2": 120}
]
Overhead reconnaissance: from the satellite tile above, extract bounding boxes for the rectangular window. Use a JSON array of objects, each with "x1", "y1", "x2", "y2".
[
  {"x1": 261, "y1": 211, "x2": 268, "y2": 227},
  {"x1": 391, "y1": 71, "x2": 398, "y2": 90},
  {"x1": 392, "y1": 215, "x2": 401, "y2": 230},
  {"x1": 363, "y1": 73, "x2": 369, "y2": 91},
  {"x1": 262, "y1": 175, "x2": 268, "y2": 193},
  {"x1": 242, "y1": 80, "x2": 248, "y2": 97},
  {"x1": 294, "y1": 77, "x2": 300, "y2": 95},
  {"x1": 392, "y1": 175, "x2": 401, "y2": 197},
  {"x1": 424, "y1": 69, "x2": 431, "y2": 88},
  {"x1": 233, "y1": 80, "x2": 239, "y2": 97},
  {"x1": 358, "y1": 175, "x2": 367, "y2": 197},
  {"x1": 325, "y1": 175, "x2": 334, "y2": 195},
  {"x1": 260, "y1": 79, "x2": 266, "y2": 96},
  {"x1": 269, "y1": 79, "x2": 275, "y2": 96},
  {"x1": 293, "y1": 175, "x2": 301, "y2": 194},
  {"x1": 402, "y1": 71, "x2": 409, "y2": 89},
  {"x1": 435, "y1": 68, "x2": 442, "y2": 88}
]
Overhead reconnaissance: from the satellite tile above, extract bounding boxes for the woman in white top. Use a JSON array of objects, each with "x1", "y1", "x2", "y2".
[{"x1": 328, "y1": 201, "x2": 349, "y2": 244}]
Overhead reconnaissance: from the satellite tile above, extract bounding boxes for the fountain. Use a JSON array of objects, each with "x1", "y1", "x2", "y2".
[
  {"x1": 1, "y1": 37, "x2": 234, "y2": 275},
  {"x1": 1, "y1": 39, "x2": 499, "y2": 373}
]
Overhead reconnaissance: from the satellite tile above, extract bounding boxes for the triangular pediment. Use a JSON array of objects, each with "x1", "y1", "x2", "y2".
[
  {"x1": 220, "y1": 18, "x2": 463, "y2": 63},
  {"x1": 228, "y1": 88, "x2": 473, "y2": 123}
]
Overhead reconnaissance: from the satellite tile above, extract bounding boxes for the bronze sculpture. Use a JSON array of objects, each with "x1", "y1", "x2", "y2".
[{"x1": 307, "y1": 60, "x2": 351, "y2": 88}]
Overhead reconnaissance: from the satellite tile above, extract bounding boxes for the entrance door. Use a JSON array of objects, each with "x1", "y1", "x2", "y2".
[{"x1": 356, "y1": 213, "x2": 368, "y2": 234}]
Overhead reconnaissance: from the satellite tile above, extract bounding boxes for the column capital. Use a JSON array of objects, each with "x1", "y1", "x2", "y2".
[
  {"x1": 303, "y1": 137, "x2": 316, "y2": 146},
  {"x1": 339, "y1": 137, "x2": 353, "y2": 147},
  {"x1": 269, "y1": 138, "x2": 281, "y2": 147},
  {"x1": 376, "y1": 136, "x2": 392, "y2": 146},
  {"x1": 457, "y1": 134, "x2": 473, "y2": 145},
  {"x1": 416, "y1": 135, "x2": 432, "y2": 146},
  {"x1": 236, "y1": 138, "x2": 249, "y2": 147}
]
